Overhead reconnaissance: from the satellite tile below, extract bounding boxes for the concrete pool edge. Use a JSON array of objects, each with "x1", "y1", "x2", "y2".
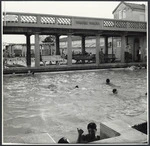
[
  {"x1": 3, "y1": 112, "x2": 148, "y2": 144},
  {"x1": 91, "y1": 112, "x2": 148, "y2": 144},
  {"x1": 3, "y1": 62, "x2": 146, "y2": 74}
]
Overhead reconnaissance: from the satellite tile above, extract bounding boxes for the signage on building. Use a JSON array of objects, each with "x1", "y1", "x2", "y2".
[
  {"x1": 75, "y1": 21, "x2": 100, "y2": 26},
  {"x1": 73, "y1": 18, "x2": 101, "y2": 29}
]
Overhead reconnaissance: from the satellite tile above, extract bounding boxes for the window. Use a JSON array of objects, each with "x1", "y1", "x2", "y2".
[
  {"x1": 119, "y1": 10, "x2": 122, "y2": 19},
  {"x1": 123, "y1": 10, "x2": 126, "y2": 18},
  {"x1": 119, "y1": 10, "x2": 126, "y2": 19}
]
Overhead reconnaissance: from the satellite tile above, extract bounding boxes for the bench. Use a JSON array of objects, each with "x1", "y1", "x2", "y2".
[
  {"x1": 72, "y1": 54, "x2": 95, "y2": 63},
  {"x1": 104, "y1": 54, "x2": 116, "y2": 63},
  {"x1": 41, "y1": 55, "x2": 64, "y2": 65}
]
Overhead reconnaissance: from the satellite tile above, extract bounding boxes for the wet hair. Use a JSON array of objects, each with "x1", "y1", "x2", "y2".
[
  {"x1": 145, "y1": 93, "x2": 147, "y2": 96},
  {"x1": 75, "y1": 85, "x2": 79, "y2": 88},
  {"x1": 87, "y1": 122, "x2": 97, "y2": 130},
  {"x1": 106, "y1": 79, "x2": 110, "y2": 84},
  {"x1": 112, "y1": 89, "x2": 117, "y2": 94},
  {"x1": 58, "y1": 137, "x2": 69, "y2": 143}
]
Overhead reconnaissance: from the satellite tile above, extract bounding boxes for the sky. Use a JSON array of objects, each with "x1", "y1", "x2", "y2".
[{"x1": 2, "y1": 1, "x2": 147, "y2": 44}]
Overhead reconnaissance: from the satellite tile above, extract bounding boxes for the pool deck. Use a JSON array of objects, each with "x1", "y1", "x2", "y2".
[
  {"x1": 3, "y1": 112, "x2": 147, "y2": 144},
  {"x1": 3, "y1": 62, "x2": 146, "y2": 74}
]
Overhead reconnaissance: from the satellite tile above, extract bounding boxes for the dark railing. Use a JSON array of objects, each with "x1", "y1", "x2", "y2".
[{"x1": 3, "y1": 12, "x2": 146, "y2": 32}]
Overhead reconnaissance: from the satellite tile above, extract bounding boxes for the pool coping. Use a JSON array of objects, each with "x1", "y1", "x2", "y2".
[
  {"x1": 3, "y1": 62, "x2": 146, "y2": 74},
  {"x1": 91, "y1": 112, "x2": 148, "y2": 144}
]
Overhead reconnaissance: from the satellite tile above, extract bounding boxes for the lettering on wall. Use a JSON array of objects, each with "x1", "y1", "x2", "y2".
[{"x1": 76, "y1": 21, "x2": 100, "y2": 25}]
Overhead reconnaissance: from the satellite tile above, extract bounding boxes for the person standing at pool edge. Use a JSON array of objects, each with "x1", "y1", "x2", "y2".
[{"x1": 77, "y1": 122, "x2": 100, "y2": 143}]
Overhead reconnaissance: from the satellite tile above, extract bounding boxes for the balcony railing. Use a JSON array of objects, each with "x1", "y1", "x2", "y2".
[{"x1": 3, "y1": 12, "x2": 146, "y2": 32}]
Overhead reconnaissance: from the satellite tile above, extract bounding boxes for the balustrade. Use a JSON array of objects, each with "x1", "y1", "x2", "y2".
[{"x1": 3, "y1": 12, "x2": 146, "y2": 31}]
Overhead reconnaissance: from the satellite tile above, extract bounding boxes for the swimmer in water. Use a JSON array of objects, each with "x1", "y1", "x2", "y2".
[
  {"x1": 112, "y1": 89, "x2": 118, "y2": 94},
  {"x1": 75, "y1": 85, "x2": 79, "y2": 88},
  {"x1": 106, "y1": 79, "x2": 110, "y2": 84},
  {"x1": 106, "y1": 79, "x2": 120, "y2": 88}
]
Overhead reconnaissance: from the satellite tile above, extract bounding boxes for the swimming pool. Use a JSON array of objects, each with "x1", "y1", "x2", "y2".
[{"x1": 3, "y1": 68, "x2": 147, "y2": 143}]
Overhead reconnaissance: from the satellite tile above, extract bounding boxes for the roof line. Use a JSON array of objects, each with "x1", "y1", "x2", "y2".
[{"x1": 112, "y1": 1, "x2": 124, "y2": 14}]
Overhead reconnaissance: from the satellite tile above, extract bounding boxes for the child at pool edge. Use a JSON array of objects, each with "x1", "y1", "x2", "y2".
[{"x1": 77, "y1": 122, "x2": 100, "y2": 143}]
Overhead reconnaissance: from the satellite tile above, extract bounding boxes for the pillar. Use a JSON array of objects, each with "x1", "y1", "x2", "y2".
[
  {"x1": 67, "y1": 34, "x2": 72, "y2": 66},
  {"x1": 81, "y1": 35, "x2": 86, "y2": 63},
  {"x1": 104, "y1": 36, "x2": 108, "y2": 63},
  {"x1": 81, "y1": 35, "x2": 86, "y2": 54},
  {"x1": 10, "y1": 45, "x2": 13, "y2": 57},
  {"x1": 26, "y1": 34, "x2": 31, "y2": 67},
  {"x1": 121, "y1": 34, "x2": 126, "y2": 63},
  {"x1": 35, "y1": 33, "x2": 40, "y2": 67},
  {"x1": 96, "y1": 35, "x2": 100, "y2": 65},
  {"x1": 139, "y1": 36, "x2": 146, "y2": 62},
  {"x1": 56, "y1": 35, "x2": 60, "y2": 55}
]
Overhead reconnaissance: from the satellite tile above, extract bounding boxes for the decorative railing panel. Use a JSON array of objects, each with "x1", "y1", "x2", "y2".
[
  {"x1": 103, "y1": 20, "x2": 115, "y2": 27},
  {"x1": 116, "y1": 21, "x2": 127, "y2": 28},
  {"x1": 128, "y1": 22, "x2": 139, "y2": 29},
  {"x1": 57, "y1": 17, "x2": 72, "y2": 25},
  {"x1": 139, "y1": 23, "x2": 146, "y2": 29},
  {"x1": 41, "y1": 16, "x2": 55, "y2": 24},
  {"x1": 20, "y1": 15, "x2": 37, "y2": 23},
  {"x1": 3, "y1": 14, "x2": 18, "y2": 22}
]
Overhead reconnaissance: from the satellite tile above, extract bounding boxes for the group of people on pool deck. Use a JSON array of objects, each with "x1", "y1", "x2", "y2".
[{"x1": 58, "y1": 122, "x2": 100, "y2": 144}]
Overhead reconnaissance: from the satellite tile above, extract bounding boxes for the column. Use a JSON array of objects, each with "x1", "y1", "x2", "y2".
[
  {"x1": 104, "y1": 36, "x2": 108, "y2": 63},
  {"x1": 81, "y1": 35, "x2": 86, "y2": 54},
  {"x1": 121, "y1": 34, "x2": 126, "y2": 63},
  {"x1": 56, "y1": 35, "x2": 60, "y2": 55},
  {"x1": 10, "y1": 45, "x2": 13, "y2": 57},
  {"x1": 96, "y1": 35, "x2": 100, "y2": 65},
  {"x1": 81, "y1": 35, "x2": 86, "y2": 64},
  {"x1": 139, "y1": 36, "x2": 146, "y2": 62},
  {"x1": 26, "y1": 34, "x2": 31, "y2": 67},
  {"x1": 67, "y1": 34, "x2": 72, "y2": 66},
  {"x1": 35, "y1": 33, "x2": 40, "y2": 67}
]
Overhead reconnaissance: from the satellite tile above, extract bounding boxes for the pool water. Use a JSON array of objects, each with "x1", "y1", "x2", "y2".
[{"x1": 3, "y1": 68, "x2": 147, "y2": 143}]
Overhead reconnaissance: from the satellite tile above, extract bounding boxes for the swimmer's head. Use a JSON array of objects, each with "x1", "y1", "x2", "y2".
[
  {"x1": 58, "y1": 137, "x2": 69, "y2": 143},
  {"x1": 87, "y1": 122, "x2": 97, "y2": 136},
  {"x1": 75, "y1": 85, "x2": 79, "y2": 88},
  {"x1": 87, "y1": 122, "x2": 97, "y2": 130},
  {"x1": 106, "y1": 79, "x2": 110, "y2": 84},
  {"x1": 112, "y1": 89, "x2": 118, "y2": 94}
]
